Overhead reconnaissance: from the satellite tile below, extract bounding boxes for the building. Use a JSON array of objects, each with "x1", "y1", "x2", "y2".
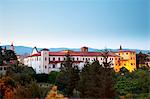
[
  {"x1": 0, "y1": 43, "x2": 16, "y2": 76},
  {"x1": 24, "y1": 47, "x2": 120, "y2": 74},
  {"x1": 24, "y1": 46, "x2": 136, "y2": 74},
  {"x1": 115, "y1": 50, "x2": 136, "y2": 72}
]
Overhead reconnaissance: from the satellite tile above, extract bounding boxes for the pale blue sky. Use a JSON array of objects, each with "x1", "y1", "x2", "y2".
[{"x1": 0, "y1": 0, "x2": 149, "y2": 50}]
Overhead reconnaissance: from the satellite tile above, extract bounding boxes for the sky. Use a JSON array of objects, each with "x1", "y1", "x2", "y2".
[{"x1": 0, "y1": 0, "x2": 149, "y2": 50}]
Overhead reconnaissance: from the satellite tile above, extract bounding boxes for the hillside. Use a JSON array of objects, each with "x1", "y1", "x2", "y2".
[{"x1": 2, "y1": 45, "x2": 149, "y2": 55}]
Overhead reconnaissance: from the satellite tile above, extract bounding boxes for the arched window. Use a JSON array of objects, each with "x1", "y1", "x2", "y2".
[
  {"x1": 58, "y1": 57, "x2": 60, "y2": 61},
  {"x1": 53, "y1": 57, "x2": 55, "y2": 61},
  {"x1": 53, "y1": 64, "x2": 55, "y2": 68}
]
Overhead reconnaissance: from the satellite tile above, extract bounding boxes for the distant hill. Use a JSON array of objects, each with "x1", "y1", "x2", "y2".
[{"x1": 2, "y1": 45, "x2": 150, "y2": 55}]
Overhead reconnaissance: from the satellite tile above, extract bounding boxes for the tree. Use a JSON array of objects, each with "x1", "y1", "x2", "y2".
[
  {"x1": 78, "y1": 61, "x2": 104, "y2": 98},
  {"x1": 48, "y1": 71, "x2": 59, "y2": 84},
  {"x1": 6, "y1": 65, "x2": 36, "y2": 86},
  {"x1": 4, "y1": 50, "x2": 17, "y2": 62},
  {"x1": 100, "y1": 49, "x2": 115, "y2": 98},
  {"x1": 114, "y1": 66, "x2": 150, "y2": 98},
  {"x1": 0, "y1": 46, "x2": 3, "y2": 65},
  {"x1": 56, "y1": 54, "x2": 80, "y2": 97},
  {"x1": 78, "y1": 49, "x2": 115, "y2": 98},
  {"x1": 34, "y1": 74, "x2": 49, "y2": 83}
]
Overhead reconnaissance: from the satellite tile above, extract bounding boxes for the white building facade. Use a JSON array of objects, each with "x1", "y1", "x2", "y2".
[{"x1": 24, "y1": 47, "x2": 119, "y2": 74}]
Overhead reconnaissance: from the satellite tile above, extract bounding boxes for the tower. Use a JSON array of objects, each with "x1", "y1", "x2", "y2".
[
  {"x1": 119, "y1": 45, "x2": 122, "y2": 50},
  {"x1": 41, "y1": 48, "x2": 49, "y2": 73},
  {"x1": 10, "y1": 42, "x2": 15, "y2": 51}
]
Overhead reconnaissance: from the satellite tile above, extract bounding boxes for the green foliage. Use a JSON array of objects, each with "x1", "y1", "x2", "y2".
[
  {"x1": 78, "y1": 60, "x2": 115, "y2": 98},
  {"x1": 6, "y1": 65, "x2": 36, "y2": 85},
  {"x1": 0, "y1": 48, "x2": 18, "y2": 65},
  {"x1": 0, "y1": 46, "x2": 4, "y2": 65},
  {"x1": 114, "y1": 67, "x2": 150, "y2": 97},
  {"x1": 14, "y1": 80, "x2": 50, "y2": 98},
  {"x1": 4, "y1": 50, "x2": 17, "y2": 62},
  {"x1": 48, "y1": 71, "x2": 59, "y2": 84},
  {"x1": 34, "y1": 73, "x2": 49, "y2": 83},
  {"x1": 56, "y1": 54, "x2": 80, "y2": 97}
]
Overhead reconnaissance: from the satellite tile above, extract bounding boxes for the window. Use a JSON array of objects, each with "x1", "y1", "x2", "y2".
[
  {"x1": 126, "y1": 53, "x2": 128, "y2": 55},
  {"x1": 116, "y1": 64, "x2": 117, "y2": 65},
  {"x1": 64, "y1": 58, "x2": 65, "y2": 61},
  {"x1": 83, "y1": 58, "x2": 84, "y2": 61},
  {"x1": 88, "y1": 58, "x2": 90, "y2": 60},
  {"x1": 53, "y1": 64, "x2": 55, "y2": 68},
  {"x1": 86, "y1": 58, "x2": 87, "y2": 61},
  {"x1": 53, "y1": 57, "x2": 55, "y2": 61},
  {"x1": 37, "y1": 57, "x2": 38, "y2": 61},
  {"x1": 58, "y1": 57, "x2": 60, "y2": 61},
  {"x1": 45, "y1": 57, "x2": 47, "y2": 61},
  {"x1": 4, "y1": 67, "x2": 6, "y2": 70},
  {"x1": 112, "y1": 58, "x2": 113, "y2": 60},
  {"x1": 77, "y1": 58, "x2": 79, "y2": 61},
  {"x1": 45, "y1": 65, "x2": 47, "y2": 69},
  {"x1": 131, "y1": 57, "x2": 132, "y2": 60},
  {"x1": 72, "y1": 58, "x2": 74, "y2": 61},
  {"x1": 101, "y1": 58, "x2": 103, "y2": 60},
  {"x1": 0, "y1": 67, "x2": 2, "y2": 70},
  {"x1": 124, "y1": 64, "x2": 126, "y2": 66},
  {"x1": 131, "y1": 63, "x2": 133, "y2": 65},
  {"x1": 115, "y1": 58, "x2": 117, "y2": 60},
  {"x1": 39, "y1": 66, "x2": 41, "y2": 68}
]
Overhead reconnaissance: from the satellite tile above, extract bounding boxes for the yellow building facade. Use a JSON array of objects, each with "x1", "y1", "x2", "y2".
[{"x1": 114, "y1": 49, "x2": 136, "y2": 72}]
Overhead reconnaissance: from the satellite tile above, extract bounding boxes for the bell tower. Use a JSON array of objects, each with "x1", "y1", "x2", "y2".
[
  {"x1": 119, "y1": 45, "x2": 122, "y2": 50},
  {"x1": 10, "y1": 42, "x2": 15, "y2": 51}
]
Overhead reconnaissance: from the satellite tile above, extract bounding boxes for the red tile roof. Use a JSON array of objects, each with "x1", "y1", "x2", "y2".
[
  {"x1": 28, "y1": 51, "x2": 119, "y2": 57},
  {"x1": 30, "y1": 53, "x2": 41, "y2": 57},
  {"x1": 49, "y1": 61, "x2": 83, "y2": 64},
  {"x1": 115, "y1": 50, "x2": 136, "y2": 53}
]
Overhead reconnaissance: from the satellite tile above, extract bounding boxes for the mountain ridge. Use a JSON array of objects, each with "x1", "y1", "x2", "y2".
[{"x1": 2, "y1": 45, "x2": 149, "y2": 55}]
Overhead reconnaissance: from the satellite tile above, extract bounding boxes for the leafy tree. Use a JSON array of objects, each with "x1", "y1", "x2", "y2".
[
  {"x1": 4, "y1": 50, "x2": 17, "y2": 62},
  {"x1": 78, "y1": 61, "x2": 103, "y2": 98},
  {"x1": 78, "y1": 49, "x2": 115, "y2": 98},
  {"x1": 13, "y1": 80, "x2": 50, "y2": 99},
  {"x1": 56, "y1": 54, "x2": 80, "y2": 97},
  {"x1": 114, "y1": 66, "x2": 150, "y2": 98},
  {"x1": 6, "y1": 65, "x2": 36, "y2": 85},
  {"x1": 48, "y1": 71, "x2": 59, "y2": 84},
  {"x1": 0, "y1": 46, "x2": 3, "y2": 65},
  {"x1": 34, "y1": 74, "x2": 49, "y2": 83},
  {"x1": 0, "y1": 76, "x2": 16, "y2": 98}
]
